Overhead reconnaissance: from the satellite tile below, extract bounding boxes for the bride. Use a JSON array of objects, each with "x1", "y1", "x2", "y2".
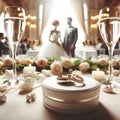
[{"x1": 40, "y1": 20, "x2": 68, "y2": 58}]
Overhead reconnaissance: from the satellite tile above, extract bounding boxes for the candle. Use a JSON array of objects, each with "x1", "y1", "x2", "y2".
[
  {"x1": 92, "y1": 68, "x2": 105, "y2": 81},
  {"x1": 23, "y1": 64, "x2": 36, "y2": 77}
]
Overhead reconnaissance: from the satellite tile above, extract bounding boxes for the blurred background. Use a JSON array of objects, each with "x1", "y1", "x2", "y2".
[{"x1": 0, "y1": 0, "x2": 120, "y2": 47}]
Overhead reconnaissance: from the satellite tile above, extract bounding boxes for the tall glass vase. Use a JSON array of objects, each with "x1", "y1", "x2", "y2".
[
  {"x1": 98, "y1": 6, "x2": 120, "y2": 84},
  {"x1": 4, "y1": 6, "x2": 26, "y2": 86}
]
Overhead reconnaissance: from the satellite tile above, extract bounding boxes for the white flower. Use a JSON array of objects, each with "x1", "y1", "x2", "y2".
[
  {"x1": 50, "y1": 61, "x2": 63, "y2": 75},
  {"x1": 0, "y1": 61, "x2": 3, "y2": 68},
  {"x1": 41, "y1": 69, "x2": 52, "y2": 76},
  {"x1": 20, "y1": 58, "x2": 27, "y2": 65},
  {"x1": 21, "y1": 58, "x2": 34, "y2": 66},
  {"x1": 61, "y1": 58, "x2": 73, "y2": 69},
  {"x1": 72, "y1": 70, "x2": 82, "y2": 76},
  {"x1": 3, "y1": 57, "x2": 13, "y2": 66},
  {"x1": 113, "y1": 69, "x2": 120, "y2": 76},
  {"x1": 35, "y1": 58, "x2": 48, "y2": 68},
  {"x1": 97, "y1": 58, "x2": 108, "y2": 66},
  {"x1": 79, "y1": 62, "x2": 90, "y2": 73},
  {"x1": 16, "y1": 58, "x2": 22, "y2": 64},
  {"x1": 91, "y1": 58, "x2": 98, "y2": 64},
  {"x1": 5, "y1": 69, "x2": 13, "y2": 77},
  {"x1": 70, "y1": 57, "x2": 78, "y2": 63},
  {"x1": 112, "y1": 59, "x2": 118, "y2": 67},
  {"x1": 33, "y1": 72, "x2": 46, "y2": 81}
]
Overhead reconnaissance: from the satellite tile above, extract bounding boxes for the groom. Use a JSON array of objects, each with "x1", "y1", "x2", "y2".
[{"x1": 63, "y1": 17, "x2": 78, "y2": 57}]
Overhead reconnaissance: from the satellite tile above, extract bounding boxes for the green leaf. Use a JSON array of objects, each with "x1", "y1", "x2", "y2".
[
  {"x1": 74, "y1": 60, "x2": 81, "y2": 66},
  {"x1": 90, "y1": 64, "x2": 97, "y2": 71},
  {"x1": 83, "y1": 57, "x2": 92, "y2": 63},
  {"x1": 47, "y1": 57, "x2": 60, "y2": 65}
]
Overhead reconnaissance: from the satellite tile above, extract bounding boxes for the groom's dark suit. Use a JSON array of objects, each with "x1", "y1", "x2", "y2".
[{"x1": 63, "y1": 26, "x2": 78, "y2": 57}]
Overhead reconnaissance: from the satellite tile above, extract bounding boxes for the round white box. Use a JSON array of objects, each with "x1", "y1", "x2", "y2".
[{"x1": 42, "y1": 76, "x2": 100, "y2": 114}]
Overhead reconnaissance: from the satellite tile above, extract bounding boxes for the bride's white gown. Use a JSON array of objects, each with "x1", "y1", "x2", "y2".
[{"x1": 40, "y1": 32, "x2": 68, "y2": 58}]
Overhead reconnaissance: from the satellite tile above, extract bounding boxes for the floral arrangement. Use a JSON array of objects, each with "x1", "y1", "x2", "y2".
[{"x1": 0, "y1": 56, "x2": 120, "y2": 75}]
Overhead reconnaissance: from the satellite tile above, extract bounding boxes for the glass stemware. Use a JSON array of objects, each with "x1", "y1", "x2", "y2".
[
  {"x1": 4, "y1": 6, "x2": 26, "y2": 85},
  {"x1": 98, "y1": 7, "x2": 120, "y2": 84}
]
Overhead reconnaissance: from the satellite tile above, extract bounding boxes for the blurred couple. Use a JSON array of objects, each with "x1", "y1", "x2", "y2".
[{"x1": 41, "y1": 17, "x2": 78, "y2": 58}]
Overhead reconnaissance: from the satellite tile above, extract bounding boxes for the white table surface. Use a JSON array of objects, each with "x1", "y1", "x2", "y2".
[{"x1": 0, "y1": 76, "x2": 120, "y2": 120}]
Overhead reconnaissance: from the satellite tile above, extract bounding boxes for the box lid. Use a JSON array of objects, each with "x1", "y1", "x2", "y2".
[{"x1": 42, "y1": 76, "x2": 100, "y2": 92}]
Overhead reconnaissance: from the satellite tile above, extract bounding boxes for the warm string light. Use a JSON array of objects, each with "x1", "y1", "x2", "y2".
[
  {"x1": 91, "y1": 24, "x2": 98, "y2": 28},
  {"x1": 101, "y1": 13, "x2": 109, "y2": 17},
  {"x1": 91, "y1": 15, "x2": 98, "y2": 29},
  {"x1": 91, "y1": 13, "x2": 109, "y2": 29},
  {"x1": 26, "y1": 14, "x2": 37, "y2": 28},
  {"x1": 91, "y1": 15, "x2": 98, "y2": 20}
]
